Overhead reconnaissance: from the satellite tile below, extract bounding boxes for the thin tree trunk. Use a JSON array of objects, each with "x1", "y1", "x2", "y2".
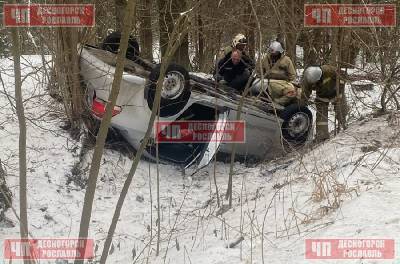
[
  {"x1": 138, "y1": 0, "x2": 154, "y2": 60},
  {"x1": 157, "y1": 0, "x2": 190, "y2": 68},
  {"x1": 284, "y1": 0, "x2": 298, "y2": 63},
  {"x1": 157, "y1": 0, "x2": 170, "y2": 57},
  {"x1": 74, "y1": 1, "x2": 137, "y2": 263},
  {"x1": 68, "y1": 28, "x2": 83, "y2": 125},
  {"x1": 51, "y1": 0, "x2": 83, "y2": 130},
  {"x1": 247, "y1": 28, "x2": 256, "y2": 60},
  {"x1": 197, "y1": 2, "x2": 204, "y2": 70},
  {"x1": 303, "y1": 29, "x2": 320, "y2": 66},
  {"x1": 11, "y1": 24, "x2": 30, "y2": 264},
  {"x1": 115, "y1": 0, "x2": 128, "y2": 32},
  {"x1": 99, "y1": 13, "x2": 191, "y2": 263},
  {"x1": 246, "y1": 3, "x2": 256, "y2": 59},
  {"x1": 155, "y1": 123, "x2": 161, "y2": 256},
  {"x1": 53, "y1": 27, "x2": 82, "y2": 131}
]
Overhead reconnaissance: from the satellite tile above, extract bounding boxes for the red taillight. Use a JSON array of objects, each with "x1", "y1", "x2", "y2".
[{"x1": 91, "y1": 97, "x2": 122, "y2": 118}]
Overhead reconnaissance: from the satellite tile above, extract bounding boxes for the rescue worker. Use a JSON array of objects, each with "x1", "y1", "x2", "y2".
[
  {"x1": 215, "y1": 49, "x2": 253, "y2": 92},
  {"x1": 302, "y1": 65, "x2": 348, "y2": 142},
  {"x1": 218, "y1": 33, "x2": 255, "y2": 69},
  {"x1": 254, "y1": 40, "x2": 297, "y2": 106}
]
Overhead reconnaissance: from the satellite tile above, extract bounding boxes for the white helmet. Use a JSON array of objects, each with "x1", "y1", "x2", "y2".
[
  {"x1": 232, "y1": 33, "x2": 247, "y2": 48},
  {"x1": 303, "y1": 66, "x2": 323, "y2": 84},
  {"x1": 268, "y1": 41, "x2": 284, "y2": 54}
]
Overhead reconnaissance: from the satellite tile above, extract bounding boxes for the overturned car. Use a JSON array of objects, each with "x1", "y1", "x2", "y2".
[{"x1": 79, "y1": 35, "x2": 313, "y2": 168}]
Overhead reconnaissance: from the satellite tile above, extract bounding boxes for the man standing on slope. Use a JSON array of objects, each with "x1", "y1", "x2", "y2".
[{"x1": 302, "y1": 65, "x2": 348, "y2": 142}]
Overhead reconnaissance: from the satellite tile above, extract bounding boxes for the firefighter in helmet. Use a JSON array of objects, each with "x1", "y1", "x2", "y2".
[
  {"x1": 253, "y1": 40, "x2": 297, "y2": 106},
  {"x1": 302, "y1": 65, "x2": 348, "y2": 142}
]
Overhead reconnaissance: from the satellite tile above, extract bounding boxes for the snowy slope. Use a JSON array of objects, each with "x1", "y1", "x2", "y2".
[{"x1": 0, "y1": 56, "x2": 400, "y2": 264}]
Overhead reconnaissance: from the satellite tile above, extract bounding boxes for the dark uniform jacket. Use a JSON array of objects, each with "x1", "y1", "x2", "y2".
[
  {"x1": 217, "y1": 51, "x2": 254, "y2": 83},
  {"x1": 219, "y1": 46, "x2": 255, "y2": 68}
]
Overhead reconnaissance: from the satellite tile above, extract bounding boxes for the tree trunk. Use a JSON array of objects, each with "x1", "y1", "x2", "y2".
[
  {"x1": 341, "y1": 0, "x2": 361, "y2": 68},
  {"x1": 173, "y1": 34, "x2": 190, "y2": 68},
  {"x1": 99, "y1": 9, "x2": 191, "y2": 264},
  {"x1": 340, "y1": 30, "x2": 359, "y2": 68},
  {"x1": 53, "y1": 0, "x2": 85, "y2": 130},
  {"x1": 55, "y1": 27, "x2": 83, "y2": 131},
  {"x1": 285, "y1": 31, "x2": 297, "y2": 65},
  {"x1": 192, "y1": 0, "x2": 206, "y2": 71},
  {"x1": 197, "y1": 2, "x2": 205, "y2": 70},
  {"x1": 303, "y1": 30, "x2": 319, "y2": 66},
  {"x1": 246, "y1": 3, "x2": 256, "y2": 59},
  {"x1": 74, "y1": 1, "x2": 137, "y2": 263},
  {"x1": 115, "y1": 0, "x2": 128, "y2": 32},
  {"x1": 138, "y1": 0, "x2": 154, "y2": 60},
  {"x1": 284, "y1": 0, "x2": 297, "y2": 64},
  {"x1": 11, "y1": 25, "x2": 31, "y2": 264},
  {"x1": 68, "y1": 28, "x2": 83, "y2": 124},
  {"x1": 302, "y1": 28, "x2": 332, "y2": 67},
  {"x1": 157, "y1": 0, "x2": 190, "y2": 68}
]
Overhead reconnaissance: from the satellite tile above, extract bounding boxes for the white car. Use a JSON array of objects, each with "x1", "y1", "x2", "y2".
[{"x1": 79, "y1": 37, "x2": 312, "y2": 168}]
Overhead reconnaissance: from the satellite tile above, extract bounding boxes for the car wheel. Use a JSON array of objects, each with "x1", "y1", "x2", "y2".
[
  {"x1": 146, "y1": 63, "x2": 191, "y2": 117},
  {"x1": 101, "y1": 32, "x2": 140, "y2": 61},
  {"x1": 280, "y1": 104, "x2": 312, "y2": 144}
]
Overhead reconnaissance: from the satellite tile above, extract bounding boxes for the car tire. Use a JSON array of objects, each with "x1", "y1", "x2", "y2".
[
  {"x1": 280, "y1": 103, "x2": 312, "y2": 144},
  {"x1": 101, "y1": 32, "x2": 140, "y2": 61},
  {"x1": 146, "y1": 63, "x2": 191, "y2": 117}
]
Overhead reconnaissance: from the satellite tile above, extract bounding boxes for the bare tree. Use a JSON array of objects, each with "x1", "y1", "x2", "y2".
[
  {"x1": 11, "y1": 23, "x2": 31, "y2": 264},
  {"x1": 157, "y1": 0, "x2": 190, "y2": 67},
  {"x1": 74, "y1": 1, "x2": 137, "y2": 263},
  {"x1": 51, "y1": 0, "x2": 85, "y2": 131},
  {"x1": 99, "y1": 11, "x2": 193, "y2": 263},
  {"x1": 138, "y1": 0, "x2": 154, "y2": 61},
  {"x1": 115, "y1": 0, "x2": 128, "y2": 32}
]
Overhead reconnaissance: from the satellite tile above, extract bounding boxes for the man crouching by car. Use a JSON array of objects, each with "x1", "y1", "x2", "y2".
[
  {"x1": 215, "y1": 49, "x2": 254, "y2": 93},
  {"x1": 253, "y1": 40, "x2": 298, "y2": 106}
]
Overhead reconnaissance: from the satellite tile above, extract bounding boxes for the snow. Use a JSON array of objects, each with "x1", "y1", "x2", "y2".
[{"x1": 1, "y1": 55, "x2": 400, "y2": 263}]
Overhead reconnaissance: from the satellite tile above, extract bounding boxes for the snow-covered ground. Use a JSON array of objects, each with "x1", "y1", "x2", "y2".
[{"x1": 1, "y1": 56, "x2": 400, "y2": 264}]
